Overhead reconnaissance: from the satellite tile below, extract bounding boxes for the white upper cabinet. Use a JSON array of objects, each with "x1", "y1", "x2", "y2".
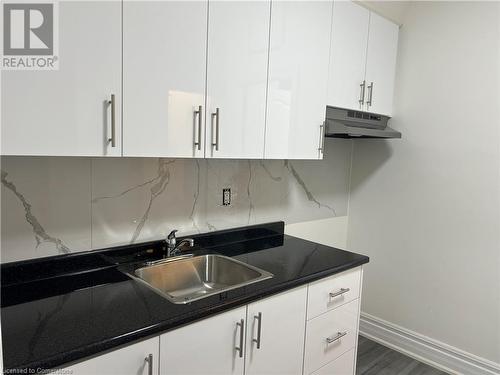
[
  {"x1": 205, "y1": 1, "x2": 270, "y2": 159},
  {"x1": 2, "y1": 0, "x2": 398, "y2": 158},
  {"x1": 265, "y1": 1, "x2": 333, "y2": 160},
  {"x1": 364, "y1": 12, "x2": 399, "y2": 116},
  {"x1": 327, "y1": 1, "x2": 399, "y2": 116},
  {"x1": 327, "y1": 1, "x2": 370, "y2": 113},
  {"x1": 245, "y1": 286, "x2": 307, "y2": 375},
  {"x1": 1, "y1": 1, "x2": 122, "y2": 156},
  {"x1": 123, "y1": 1, "x2": 207, "y2": 158}
]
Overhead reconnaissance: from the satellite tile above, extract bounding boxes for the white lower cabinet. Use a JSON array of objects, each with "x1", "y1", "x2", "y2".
[
  {"x1": 65, "y1": 337, "x2": 159, "y2": 375},
  {"x1": 304, "y1": 266, "x2": 362, "y2": 375},
  {"x1": 310, "y1": 349, "x2": 355, "y2": 375},
  {"x1": 245, "y1": 286, "x2": 307, "y2": 375},
  {"x1": 60, "y1": 267, "x2": 363, "y2": 375},
  {"x1": 160, "y1": 306, "x2": 247, "y2": 375},
  {"x1": 160, "y1": 286, "x2": 307, "y2": 375},
  {"x1": 304, "y1": 299, "x2": 360, "y2": 375},
  {"x1": 307, "y1": 267, "x2": 361, "y2": 320}
]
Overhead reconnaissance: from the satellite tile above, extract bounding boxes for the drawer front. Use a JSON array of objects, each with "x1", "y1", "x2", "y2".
[
  {"x1": 304, "y1": 299, "x2": 359, "y2": 374},
  {"x1": 310, "y1": 348, "x2": 355, "y2": 375},
  {"x1": 307, "y1": 267, "x2": 361, "y2": 320}
]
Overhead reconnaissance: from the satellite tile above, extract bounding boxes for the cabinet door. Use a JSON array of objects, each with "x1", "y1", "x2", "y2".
[
  {"x1": 265, "y1": 1, "x2": 333, "y2": 160},
  {"x1": 1, "y1": 1, "x2": 121, "y2": 156},
  {"x1": 304, "y1": 299, "x2": 359, "y2": 375},
  {"x1": 309, "y1": 349, "x2": 355, "y2": 375},
  {"x1": 205, "y1": 1, "x2": 270, "y2": 159},
  {"x1": 123, "y1": 1, "x2": 207, "y2": 157},
  {"x1": 245, "y1": 286, "x2": 307, "y2": 375},
  {"x1": 66, "y1": 337, "x2": 159, "y2": 375},
  {"x1": 327, "y1": 1, "x2": 369, "y2": 111},
  {"x1": 160, "y1": 307, "x2": 246, "y2": 375},
  {"x1": 364, "y1": 12, "x2": 399, "y2": 116}
]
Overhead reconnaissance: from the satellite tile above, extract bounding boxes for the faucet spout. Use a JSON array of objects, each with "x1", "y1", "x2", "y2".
[
  {"x1": 165, "y1": 229, "x2": 195, "y2": 257},
  {"x1": 170, "y1": 238, "x2": 195, "y2": 257}
]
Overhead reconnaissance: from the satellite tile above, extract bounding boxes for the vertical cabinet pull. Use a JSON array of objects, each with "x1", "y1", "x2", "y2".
[
  {"x1": 144, "y1": 354, "x2": 153, "y2": 375},
  {"x1": 211, "y1": 108, "x2": 220, "y2": 151},
  {"x1": 318, "y1": 122, "x2": 326, "y2": 154},
  {"x1": 366, "y1": 82, "x2": 374, "y2": 107},
  {"x1": 236, "y1": 318, "x2": 244, "y2": 358},
  {"x1": 253, "y1": 312, "x2": 263, "y2": 349},
  {"x1": 108, "y1": 94, "x2": 116, "y2": 147},
  {"x1": 358, "y1": 80, "x2": 366, "y2": 106},
  {"x1": 194, "y1": 105, "x2": 202, "y2": 150}
]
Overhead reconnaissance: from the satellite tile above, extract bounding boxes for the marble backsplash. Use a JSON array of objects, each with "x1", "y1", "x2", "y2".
[{"x1": 0, "y1": 140, "x2": 352, "y2": 263}]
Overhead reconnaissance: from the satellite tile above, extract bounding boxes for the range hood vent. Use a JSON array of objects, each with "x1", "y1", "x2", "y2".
[{"x1": 325, "y1": 106, "x2": 401, "y2": 139}]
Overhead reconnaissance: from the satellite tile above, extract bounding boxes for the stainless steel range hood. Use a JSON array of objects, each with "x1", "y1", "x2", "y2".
[{"x1": 325, "y1": 106, "x2": 401, "y2": 139}]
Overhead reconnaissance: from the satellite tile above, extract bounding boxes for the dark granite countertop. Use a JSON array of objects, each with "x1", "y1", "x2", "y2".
[{"x1": 1, "y1": 222, "x2": 369, "y2": 372}]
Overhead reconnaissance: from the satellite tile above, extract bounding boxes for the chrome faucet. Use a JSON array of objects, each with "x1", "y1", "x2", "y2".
[{"x1": 166, "y1": 230, "x2": 195, "y2": 257}]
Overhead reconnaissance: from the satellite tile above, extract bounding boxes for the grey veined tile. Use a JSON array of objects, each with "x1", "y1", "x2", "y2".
[
  {"x1": 1, "y1": 147, "x2": 352, "y2": 262},
  {"x1": 91, "y1": 157, "x2": 206, "y2": 249},
  {"x1": 0, "y1": 156, "x2": 92, "y2": 262}
]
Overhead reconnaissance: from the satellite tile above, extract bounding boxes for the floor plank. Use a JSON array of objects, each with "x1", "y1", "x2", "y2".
[{"x1": 356, "y1": 336, "x2": 448, "y2": 375}]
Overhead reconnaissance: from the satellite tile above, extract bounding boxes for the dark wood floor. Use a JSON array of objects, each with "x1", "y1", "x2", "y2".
[{"x1": 356, "y1": 336, "x2": 448, "y2": 375}]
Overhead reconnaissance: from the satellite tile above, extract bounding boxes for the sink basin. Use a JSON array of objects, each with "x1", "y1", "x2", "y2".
[{"x1": 133, "y1": 254, "x2": 273, "y2": 304}]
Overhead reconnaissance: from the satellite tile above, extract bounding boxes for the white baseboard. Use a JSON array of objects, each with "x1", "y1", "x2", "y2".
[{"x1": 359, "y1": 312, "x2": 500, "y2": 375}]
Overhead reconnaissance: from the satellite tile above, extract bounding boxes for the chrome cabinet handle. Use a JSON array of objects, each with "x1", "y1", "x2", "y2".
[
  {"x1": 236, "y1": 319, "x2": 244, "y2": 358},
  {"x1": 211, "y1": 108, "x2": 220, "y2": 151},
  {"x1": 367, "y1": 82, "x2": 374, "y2": 107},
  {"x1": 318, "y1": 122, "x2": 326, "y2": 154},
  {"x1": 108, "y1": 94, "x2": 116, "y2": 147},
  {"x1": 194, "y1": 105, "x2": 202, "y2": 150},
  {"x1": 253, "y1": 312, "x2": 262, "y2": 349},
  {"x1": 329, "y1": 288, "x2": 350, "y2": 298},
  {"x1": 144, "y1": 354, "x2": 153, "y2": 375},
  {"x1": 326, "y1": 331, "x2": 347, "y2": 344},
  {"x1": 359, "y1": 80, "x2": 366, "y2": 106}
]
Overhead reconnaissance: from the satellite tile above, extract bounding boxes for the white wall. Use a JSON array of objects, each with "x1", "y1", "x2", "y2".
[
  {"x1": 285, "y1": 216, "x2": 348, "y2": 249},
  {"x1": 348, "y1": 1, "x2": 500, "y2": 364},
  {"x1": 356, "y1": 1, "x2": 409, "y2": 25}
]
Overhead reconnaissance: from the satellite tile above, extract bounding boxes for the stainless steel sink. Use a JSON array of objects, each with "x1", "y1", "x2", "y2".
[{"x1": 132, "y1": 254, "x2": 273, "y2": 304}]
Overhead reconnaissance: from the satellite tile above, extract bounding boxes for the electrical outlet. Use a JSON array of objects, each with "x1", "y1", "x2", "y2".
[{"x1": 222, "y1": 188, "x2": 231, "y2": 206}]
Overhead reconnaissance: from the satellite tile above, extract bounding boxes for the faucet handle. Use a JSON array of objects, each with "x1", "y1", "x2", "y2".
[{"x1": 167, "y1": 229, "x2": 178, "y2": 240}]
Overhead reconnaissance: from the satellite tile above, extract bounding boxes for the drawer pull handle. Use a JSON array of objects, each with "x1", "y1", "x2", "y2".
[
  {"x1": 144, "y1": 354, "x2": 153, "y2": 375},
  {"x1": 253, "y1": 312, "x2": 262, "y2": 349},
  {"x1": 194, "y1": 105, "x2": 202, "y2": 151},
  {"x1": 367, "y1": 82, "x2": 374, "y2": 107},
  {"x1": 359, "y1": 80, "x2": 366, "y2": 105},
  {"x1": 211, "y1": 108, "x2": 220, "y2": 151},
  {"x1": 318, "y1": 122, "x2": 325, "y2": 153},
  {"x1": 236, "y1": 318, "x2": 244, "y2": 358},
  {"x1": 326, "y1": 331, "x2": 347, "y2": 344},
  {"x1": 329, "y1": 288, "x2": 350, "y2": 298},
  {"x1": 108, "y1": 94, "x2": 116, "y2": 147}
]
